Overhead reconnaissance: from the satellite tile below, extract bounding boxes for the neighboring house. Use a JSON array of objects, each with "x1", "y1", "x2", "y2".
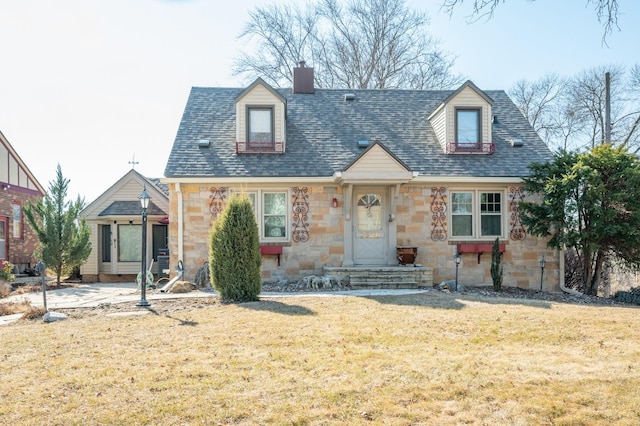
[
  {"x1": 79, "y1": 169, "x2": 169, "y2": 283},
  {"x1": 163, "y1": 64, "x2": 559, "y2": 290},
  {"x1": 0, "y1": 131, "x2": 46, "y2": 274}
]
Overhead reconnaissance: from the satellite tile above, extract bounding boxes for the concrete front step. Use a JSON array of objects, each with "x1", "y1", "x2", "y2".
[
  {"x1": 324, "y1": 265, "x2": 434, "y2": 290},
  {"x1": 350, "y1": 274, "x2": 416, "y2": 282},
  {"x1": 350, "y1": 281, "x2": 419, "y2": 289}
]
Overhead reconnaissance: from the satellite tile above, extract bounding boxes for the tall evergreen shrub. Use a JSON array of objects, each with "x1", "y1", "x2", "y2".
[
  {"x1": 491, "y1": 237, "x2": 503, "y2": 292},
  {"x1": 209, "y1": 194, "x2": 262, "y2": 302}
]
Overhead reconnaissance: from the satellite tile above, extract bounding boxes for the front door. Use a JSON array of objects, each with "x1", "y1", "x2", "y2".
[{"x1": 353, "y1": 188, "x2": 387, "y2": 265}]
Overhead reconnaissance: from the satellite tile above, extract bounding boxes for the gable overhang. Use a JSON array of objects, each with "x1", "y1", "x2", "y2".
[
  {"x1": 0, "y1": 130, "x2": 46, "y2": 195},
  {"x1": 80, "y1": 169, "x2": 169, "y2": 219},
  {"x1": 333, "y1": 172, "x2": 416, "y2": 186},
  {"x1": 412, "y1": 175, "x2": 524, "y2": 184},
  {"x1": 428, "y1": 80, "x2": 494, "y2": 121},
  {"x1": 234, "y1": 77, "x2": 286, "y2": 104},
  {"x1": 162, "y1": 176, "x2": 335, "y2": 185},
  {"x1": 443, "y1": 80, "x2": 494, "y2": 106},
  {"x1": 335, "y1": 140, "x2": 415, "y2": 185}
]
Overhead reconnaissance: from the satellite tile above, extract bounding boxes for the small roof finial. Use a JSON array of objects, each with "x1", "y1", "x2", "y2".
[{"x1": 129, "y1": 154, "x2": 139, "y2": 170}]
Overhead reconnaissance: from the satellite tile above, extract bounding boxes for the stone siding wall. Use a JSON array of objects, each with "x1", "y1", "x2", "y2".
[
  {"x1": 395, "y1": 185, "x2": 558, "y2": 291},
  {"x1": 169, "y1": 183, "x2": 559, "y2": 291}
]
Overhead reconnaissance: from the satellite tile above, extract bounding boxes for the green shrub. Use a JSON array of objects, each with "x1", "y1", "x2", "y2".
[
  {"x1": 209, "y1": 194, "x2": 262, "y2": 302},
  {"x1": 491, "y1": 237, "x2": 503, "y2": 292},
  {"x1": 613, "y1": 287, "x2": 640, "y2": 305}
]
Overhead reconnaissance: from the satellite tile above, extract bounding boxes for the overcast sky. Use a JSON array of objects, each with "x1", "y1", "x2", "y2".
[{"x1": 0, "y1": 0, "x2": 638, "y2": 202}]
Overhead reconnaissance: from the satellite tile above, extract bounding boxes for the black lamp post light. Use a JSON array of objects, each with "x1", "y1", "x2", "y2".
[
  {"x1": 454, "y1": 251, "x2": 461, "y2": 289},
  {"x1": 539, "y1": 255, "x2": 546, "y2": 292},
  {"x1": 137, "y1": 185, "x2": 151, "y2": 307}
]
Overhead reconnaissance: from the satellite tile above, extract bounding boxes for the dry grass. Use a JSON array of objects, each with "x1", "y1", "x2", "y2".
[
  {"x1": 1, "y1": 292, "x2": 639, "y2": 425},
  {"x1": 0, "y1": 299, "x2": 34, "y2": 316}
]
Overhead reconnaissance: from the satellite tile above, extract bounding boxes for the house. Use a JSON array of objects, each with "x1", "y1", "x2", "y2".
[
  {"x1": 0, "y1": 130, "x2": 46, "y2": 274},
  {"x1": 79, "y1": 169, "x2": 169, "y2": 283},
  {"x1": 163, "y1": 64, "x2": 558, "y2": 291}
]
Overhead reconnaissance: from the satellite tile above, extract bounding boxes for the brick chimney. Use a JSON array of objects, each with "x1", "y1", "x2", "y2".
[{"x1": 292, "y1": 61, "x2": 314, "y2": 94}]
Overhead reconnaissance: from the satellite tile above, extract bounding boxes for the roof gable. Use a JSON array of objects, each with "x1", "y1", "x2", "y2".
[
  {"x1": 235, "y1": 77, "x2": 286, "y2": 104},
  {"x1": 442, "y1": 80, "x2": 493, "y2": 106},
  {"x1": 0, "y1": 130, "x2": 46, "y2": 195},
  {"x1": 80, "y1": 169, "x2": 169, "y2": 218},
  {"x1": 339, "y1": 141, "x2": 413, "y2": 184}
]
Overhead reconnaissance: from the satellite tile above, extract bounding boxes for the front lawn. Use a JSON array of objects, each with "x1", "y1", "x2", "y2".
[{"x1": 1, "y1": 292, "x2": 638, "y2": 425}]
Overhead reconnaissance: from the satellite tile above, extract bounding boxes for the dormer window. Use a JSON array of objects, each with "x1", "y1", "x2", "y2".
[
  {"x1": 235, "y1": 78, "x2": 286, "y2": 154},
  {"x1": 428, "y1": 80, "x2": 495, "y2": 155},
  {"x1": 248, "y1": 107, "x2": 273, "y2": 143},
  {"x1": 456, "y1": 108, "x2": 481, "y2": 145}
]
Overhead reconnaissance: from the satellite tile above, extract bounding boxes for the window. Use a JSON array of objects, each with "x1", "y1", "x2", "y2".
[
  {"x1": 248, "y1": 107, "x2": 273, "y2": 143},
  {"x1": 118, "y1": 224, "x2": 141, "y2": 262},
  {"x1": 480, "y1": 192, "x2": 502, "y2": 236},
  {"x1": 456, "y1": 108, "x2": 481, "y2": 144},
  {"x1": 12, "y1": 203, "x2": 22, "y2": 239},
  {"x1": 232, "y1": 190, "x2": 288, "y2": 241},
  {"x1": 451, "y1": 192, "x2": 473, "y2": 237},
  {"x1": 450, "y1": 190, "x2": 503, "y2": 239},
  {"x1": 152, "y1": 225, "x2": 168, "y2": 261},
  {"x1": 0, "y1": 218, "x2": 6, "y2": 259},
  {"x1": 100, "y1": 225, "x2": 111, "y2": 263},
  {"x1": 263, "y1": 192, "x2": 287, "y2": 239}
]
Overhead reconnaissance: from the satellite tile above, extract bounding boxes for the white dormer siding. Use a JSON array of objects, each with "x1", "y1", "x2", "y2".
[
  {"x1": 235, "y1": 80, "x2": 286, "y2": 153},
  {"x1": 429, "y1": 105, "x2": 447, "y2": 152},
  {"x1": 428, "y1": 81, "x2": 493, "y2": 155}
]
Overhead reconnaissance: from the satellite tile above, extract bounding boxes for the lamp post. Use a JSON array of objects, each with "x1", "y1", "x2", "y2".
[
  {"x1": 137, "y1": 186, "x2": 151, "y2": 307},
  {"x1": 539, "y1": 255, "x2": 546, "y2": 292},
  {"x1": 454, "y1": 252, "x2": 461, "y2": 290},
  {"x1": 35, "y1": 261, "x2": 47, "y2": 311}
]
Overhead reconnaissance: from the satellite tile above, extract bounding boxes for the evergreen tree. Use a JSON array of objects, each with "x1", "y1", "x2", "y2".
[
  {"x1": 23, "y1": 165, "x2": 91, "y2": 286},
  {"x1": 209, "y1": 194, "x2": 261, "y2": 302},
  {"x1": 520, "y1": 145, "x2": 640, "y2": 295}
]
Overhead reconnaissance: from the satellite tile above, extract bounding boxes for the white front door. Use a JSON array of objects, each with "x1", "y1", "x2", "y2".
[{"x1": 353, "y1": 188, "x2": 387, "y2": 265}]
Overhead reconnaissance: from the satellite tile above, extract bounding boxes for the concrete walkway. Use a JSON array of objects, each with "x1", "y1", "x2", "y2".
[{"x1": 1, "y1": 281, "x2": 428, "y2": 326}]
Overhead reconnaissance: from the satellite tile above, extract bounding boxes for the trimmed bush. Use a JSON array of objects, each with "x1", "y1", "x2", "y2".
[
  {"x1": 491, "y1": 237, "x2": 503, "y2": 292},
  {"x1": 209, "y1": 194, "x2": 262, "y2": 302},
  {"x1": 613, "y1": 287, "x2": 640, "y2": 305}
]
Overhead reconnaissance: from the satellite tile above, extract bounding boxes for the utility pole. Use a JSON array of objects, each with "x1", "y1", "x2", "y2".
[{"x1": 605, "y1": 72, "x2": 611, "y2": 144}]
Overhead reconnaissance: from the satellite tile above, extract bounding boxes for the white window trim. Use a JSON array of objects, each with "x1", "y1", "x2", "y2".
[
  {"x1": 12, "y1": 203, "x2": 22, "y2": 240},
  {"x1": 449, "y1": 189, "x2": 505, "y2": 240},
  {"x1": 247, "y1": 106, "x2": 274, "y2": 143},
  {"x1": 231, "y1": 189, "x2": 290, "y2": 243}
]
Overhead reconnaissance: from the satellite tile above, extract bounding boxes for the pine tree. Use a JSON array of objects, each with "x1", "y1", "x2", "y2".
[
  {"x1": 23, "y1": 165, "x2": 91, "y2": 286},
  {"x1": 209, "y1": 194, "x2": 262, "y2": 302}
]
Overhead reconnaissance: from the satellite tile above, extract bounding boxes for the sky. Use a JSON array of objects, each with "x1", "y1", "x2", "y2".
[{"x1": 0, "y1": 0, "x2": 638, "y2": 202}]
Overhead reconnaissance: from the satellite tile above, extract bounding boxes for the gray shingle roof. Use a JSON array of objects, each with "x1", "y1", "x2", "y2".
[
  {"x1": 98, "y1": 201, "x2": 167, "y2": 217},
  {"x1": 164, "y1": 86, "x2": 552, "y2": 179},
  {"x1": 148, "y1": 178, "x2": 169, "y2": 196}
]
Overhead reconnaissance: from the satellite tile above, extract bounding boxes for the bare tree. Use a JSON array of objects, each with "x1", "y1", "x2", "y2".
[
  {"x1": 510, "y1": 74, "x2": 565, "y2": 143},
  {"x1": 508, "y1": 65, "x2": 640, "y2": 152},
  {"x1": 440, "y1": 0, "x2": 621, "y2": 43},
  {"x1": 233, "y1": 0, "x2": 463, "y2": 90},
  {"x1": 234, "y1": 3, "x2": 318, "y2": 87}
]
